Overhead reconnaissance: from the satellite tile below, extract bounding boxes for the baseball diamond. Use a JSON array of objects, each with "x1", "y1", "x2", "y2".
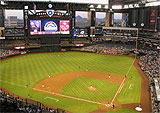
[
  {"x1": 0, "y1": 52, "x2": 151, "y2": 113},
  {"x1": 1, "y1": 1, "x2": 158, "y2": 112}
]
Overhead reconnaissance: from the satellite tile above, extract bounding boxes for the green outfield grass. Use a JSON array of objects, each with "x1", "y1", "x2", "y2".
[{"x1": 0, "y1": 52, "x2": 141, "y2": 113}]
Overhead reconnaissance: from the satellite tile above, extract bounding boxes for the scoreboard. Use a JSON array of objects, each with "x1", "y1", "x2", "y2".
[{"x1": 30, "y1": 20, "x2": 70, "y2": 35}]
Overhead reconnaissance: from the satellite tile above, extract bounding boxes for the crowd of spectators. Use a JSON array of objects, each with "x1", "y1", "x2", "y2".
[
  {"x1": 0, "y1": 49, "x2": 21, "y2": 57},
  {"x1": 150, "y1": 78, "x2": 160, "y2": 113},
  {"x1": 79, "y1": 43, "x2": 136, "y2": 55},
  {"x1": 27, "y1": 39, "x2": 41, "y2": 46},
  {"x1": 139, "y1": 49, "x2": 159, "y2": 78},
  {"x1": 138, "y1": 49, "x2": 160, "y2": 113},
  {"x1": 0, "y1": 39, "x2": 41, "y2": 47},
  {"x1": 0, "y1": 89, "x2": 65, "y2": 113},
  {"x1": 1, "y1": 40, "x2": 26, "y2": 47}
]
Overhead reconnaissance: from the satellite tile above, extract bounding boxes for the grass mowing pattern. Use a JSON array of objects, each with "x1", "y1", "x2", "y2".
[
  {"x1": 0, "y1": 52, "x2": 141, "y2": 112},
  {"x1": 61, "y1": 77, "x2": 119, "y2": 102}
]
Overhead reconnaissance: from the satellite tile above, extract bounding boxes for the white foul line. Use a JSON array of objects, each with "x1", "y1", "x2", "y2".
[
  {"x1": 34, "y1": 88, "x2": 102, "y2": 105},
  {"x1": 111, "y1": 58, "x2": 136, "y2": 103},
  {"x1": 111, "y1": 77, "x2": 126, "y2": 103},
  {"x1": 126, "y1": 58, "x2": 136, "y2": 76},
  {"x1": 44, "y1": 97, "x2": 59, "y2": 102}
]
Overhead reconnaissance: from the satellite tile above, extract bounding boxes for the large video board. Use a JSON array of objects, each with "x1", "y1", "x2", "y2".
[{"x1": 30, "y1": 20, "x2": 70, "y2": 35}]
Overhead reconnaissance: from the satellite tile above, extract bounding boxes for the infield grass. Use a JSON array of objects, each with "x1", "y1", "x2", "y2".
[
  {"x1": 61, "y1": 77, "x2": 119, "y2": 102},
  {"x1": 0, "y1": 52, "x2": 141, "y2": 112}
]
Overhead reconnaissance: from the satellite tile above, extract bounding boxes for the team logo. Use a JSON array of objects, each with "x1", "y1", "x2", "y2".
[
  {"x1": 60, "y1": 20, "x2": 70, "y2": 31},
  {"x1": 80, "y1": 31, "x2": 84, "y2": 34},
  {"x1": 44, "y1": 21, "x2": 58, "y2": 31},
  {"x1": 46, "y1": 10, "x2": 54, "y2": 17},
  {"x1": 60, "y1": 20, "x2": 70, "y2": 34}
]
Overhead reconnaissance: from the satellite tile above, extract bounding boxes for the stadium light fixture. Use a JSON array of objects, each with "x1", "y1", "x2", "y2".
[
  {"x1": 123, "y1": 5, "x2": 129, "y2": 9},
  {"x1": 24, "y1": 6, "x2": 28, "y2": 9},
  {"x1": 97, "y1": 5, "x2": 102, "y2": 8},
  {"x1": 108, "y1": 8, "x2": 113, "y2": 12},
  {"x1": 129, "y1": 4, "x2": 134, "y2": 8},
  {"x1": 89, "y1": 5, "x2": 94, "y2": 8},
  {"x1": 1, "y1": 1, "x2": 7, "y2": 5},
  {"x1": 112, "y1": 5, "x2": 122, "y2": 9},
  {"x1": 133, "y1": 23, "x2": 136, "y2": 27},
  {"x1": 1, "y1": 1, "x2": 4, "y2": 5},
  {"x1": 104, "y1": 5, "x2": 108, "y2": 9},
  {"x1": 141, "y1": 23, "x2": 144, "y2": 27},
  {"x1": 48, "y1": 4, "x2": 53, "y2": 8},
  {"x1": 134, "y1": 4, "x2": 139, "y2": 8}
]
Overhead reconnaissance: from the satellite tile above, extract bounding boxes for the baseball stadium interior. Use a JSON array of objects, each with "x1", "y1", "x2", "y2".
[{"x1": 0, "y1": 0, "x2": 160, "y2": 113}]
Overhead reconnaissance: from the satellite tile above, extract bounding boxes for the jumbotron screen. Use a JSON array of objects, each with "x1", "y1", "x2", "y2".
[{"x1": 30, "y1": 20, "x2": 70, "y2": 35}]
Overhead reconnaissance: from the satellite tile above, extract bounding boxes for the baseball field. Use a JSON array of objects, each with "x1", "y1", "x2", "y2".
[{"x1": 0, "y1": 52, "x2": 147, "y2": 113}]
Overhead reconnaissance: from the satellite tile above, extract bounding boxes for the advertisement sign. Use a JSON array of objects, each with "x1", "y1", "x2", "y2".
[
  {"x1": 105, "y1": 13, "x2": 110, "y2": 27},
  {"x1": 150, "y1": 9, "x2": 156, "y2": 25},
  {"x1": 14, "y1": 47, "x2": 26, "y2": 49},
  {"x1": 150, "y1": 10, "x2": 156, "y2": 17},
  {"x1": 75, "y1": 44, "x2": 84, "y2": 47},
  {"x1": 150, "y1": 17, "x2": 156, "y2": 24},
  {"x1": 60, "y1": 20, "x2": 70, "y2": 34},
  {"x1": 30, "y1": 20, "x2": 41, "y2": 35}
]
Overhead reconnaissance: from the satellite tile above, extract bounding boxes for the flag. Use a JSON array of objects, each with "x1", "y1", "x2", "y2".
[
  {"x1": 67, "y1": 4, "x2": 69, "y2": 13},
  {"x1": 65, "y1": 4, "x2": 69, "y2": 13},
  {"x1": 33, "y1": 3, "x2": 36, "y2": 14},
  {"x1": 121, "y1": 13, "x2": 128, "y2": 27},
  {"x1": 72, "y1": 29, "x2": 77, "y2": 38},
  {"x1": 88, "y1": 11, "x2": 91, "y2": 26}
]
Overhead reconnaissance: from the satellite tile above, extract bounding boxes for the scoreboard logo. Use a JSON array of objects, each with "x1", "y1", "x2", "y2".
[
  {"x1": 44, "y1": 21, "x2": 58, "y2": 31},
  {"x1": 46, "y1": 10, "x2": 54, "y2": 17}
]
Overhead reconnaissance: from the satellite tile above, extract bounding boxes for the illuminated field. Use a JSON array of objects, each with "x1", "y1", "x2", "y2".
[{"x1": 0, "y1": 52, "x2": 141, "y2": 113}]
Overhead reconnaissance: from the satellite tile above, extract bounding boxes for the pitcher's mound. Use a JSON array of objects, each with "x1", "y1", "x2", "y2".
[{"x1": 87, "y1": 85, "x2": 97, "y2": 92}]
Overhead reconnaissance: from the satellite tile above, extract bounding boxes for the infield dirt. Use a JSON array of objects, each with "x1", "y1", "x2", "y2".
[{"x1": 34, "y1": 72, "x2": 124, "y2": 94}]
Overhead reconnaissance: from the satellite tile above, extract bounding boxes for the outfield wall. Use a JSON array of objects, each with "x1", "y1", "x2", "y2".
[
  {"x1": 0, "y1": 53, "x2": 21, "y2": 60},
  {"x1": 28, "y1": 45, "x2": 61, "y2": 53}
]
